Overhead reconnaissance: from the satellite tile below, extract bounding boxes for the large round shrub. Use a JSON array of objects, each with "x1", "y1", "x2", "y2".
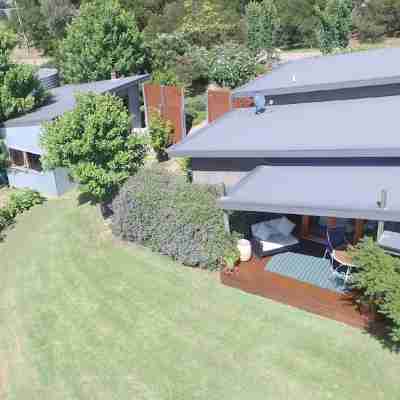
[
  {"x1": 41, "y1": 93, "x2": 146, "y2": 202},
  {"x1": 208, "y1": 43, "x2": 257, "y2": 89},
  {"x1": 112, "y1": 168, "x2": 239, "y2": 270},
  {"x1": 58, "y1": 0, "x2": 148, "y2": 83}
]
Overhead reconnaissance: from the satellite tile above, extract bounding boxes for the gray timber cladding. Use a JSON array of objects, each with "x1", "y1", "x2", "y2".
[
  {"x1": 233, "y1": 48, "x2": 400, "y2": 97},
  {"x1": 218, "y1": 166, "x2": 400, "y2": 222},
  {"x1": 168, "y1": 95, "x2": 400, "y2": 159}
]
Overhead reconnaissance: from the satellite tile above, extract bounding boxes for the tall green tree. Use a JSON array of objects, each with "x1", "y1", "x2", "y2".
[
  {"x1": 245, "y1": 0, "x2": 280, "y2": 55},
  {"x1": 58, "y1": 0, "x2": 148, "y2": 83},
  {"x1": 276, "y1": 0, "x2": 326, "y2": 48},
  {"x1": 40, "y1": 93, "x2": 146, "y2": 201},
  {"x1": 0, "y1": 27, "x2": 16, "y2": 76},
  {"x1": 316, "y1": 0, "x2": 353, "y2": 54},
  {"x1": 0, "y1": 28, "x2": 46, "y2": 123},
  {"x1": 0, "y1": 28, "x2": 46, "y2": 180}
]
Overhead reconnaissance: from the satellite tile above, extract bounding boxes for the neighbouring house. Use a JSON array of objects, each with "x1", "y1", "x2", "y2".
[
  {"x1": 0, "y1": 74, "x2": 150, "y2": 196},
  {"x1": 168, "y1": 48, "x2": 400, "y2": 326}
]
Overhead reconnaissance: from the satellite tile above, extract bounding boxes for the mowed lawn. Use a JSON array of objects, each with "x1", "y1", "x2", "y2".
[{"x1": 0, "y1": 194, "x2": 399, "y2": 399}]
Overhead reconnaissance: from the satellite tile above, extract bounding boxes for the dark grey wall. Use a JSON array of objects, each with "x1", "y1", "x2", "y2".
[
  {"x1": 112, "y1": 84, "x2": 143, "y2": 128},
  {"x1": 191, "y1": 157, "x2": 400, "y2": 189},
  {"x1": 265, "y1": 83, "x2": 400, "y2": 105}
]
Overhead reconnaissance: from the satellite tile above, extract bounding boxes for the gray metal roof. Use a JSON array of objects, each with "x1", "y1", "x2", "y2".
[
  {"x1": 234, "y1": 48, "x2": 400, "y2": 97},
  {"x1": 168, "y1": 95, "x2": 400, "y2": 158},
  {"x1": 1, "y1": 74, "x2": 150, "y2": 128},
  {"x1": 218, "y1": 166, "x2": 400, "y2": 222}
]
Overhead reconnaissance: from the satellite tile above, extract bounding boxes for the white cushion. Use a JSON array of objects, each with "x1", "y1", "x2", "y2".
[
  {"x1": 267, "y1": 218, "x2": 282, "y2": 230},
  {"x1": 251, "y1": 221, "x2": 275, "y2": 241},
  {"x1": 260, "y1": 233, "x2": 299, "y2": 252},
  {"x1": 276, "y1": 217, "x2": 296, "y2": 237}
]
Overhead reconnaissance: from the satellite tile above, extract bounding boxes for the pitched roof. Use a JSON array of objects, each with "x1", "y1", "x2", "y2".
[
  {"x1": 218, "y1": 165, "x2": 400, "y2": 222},
  {"x1": 168, "y1": 94, "x2": 400, "y2": 159},
  {"x1": 1, "y1": 74, "x2": 150, "y2": 128},
  {"x1": 233, "y1": 48, "x2": 400, "y2": 97}
]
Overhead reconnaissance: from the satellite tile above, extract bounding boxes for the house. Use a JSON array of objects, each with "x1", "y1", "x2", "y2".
[
  {"x1": 168, "y1": 47, "x2": 400, "y2": 244},
  {"x1": 0, "y1": 74, "x2": 150, "y2": 196},
  {"x1": 168, "y1": 48, "x2": 400, "y2": 326}
]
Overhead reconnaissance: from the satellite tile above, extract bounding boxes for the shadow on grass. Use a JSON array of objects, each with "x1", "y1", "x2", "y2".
[
  {"x1": 77, "y1": 192, "x2": 114, "y2": 220},
  {"x1": 0, "y1": 221, "x2": 15, "y2": 243},
  {"x1": 77, "y1": 192, "x2": 97, "y2": 206},
  {"x1": 364, "y1": 319, "x2": 400, "y2": 353},
  {"x1": 338, "y1": 293, "x2": 400, "y2": 353}
]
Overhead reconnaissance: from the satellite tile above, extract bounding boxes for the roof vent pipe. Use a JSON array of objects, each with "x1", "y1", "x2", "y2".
[
  {"x1": 377, "y1": 189, "x2": 388, "y2": 240},
  {"x1": 378, "y1": 189, "x2": 388, "y2": 209}
]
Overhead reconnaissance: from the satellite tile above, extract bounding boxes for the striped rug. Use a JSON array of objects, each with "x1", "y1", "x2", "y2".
[{"x1": 266, "y1": 252, "x2": 347, "y2": 294}]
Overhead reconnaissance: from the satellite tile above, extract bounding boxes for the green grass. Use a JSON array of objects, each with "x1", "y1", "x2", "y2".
[{"x1": 0, "y1": 193, "x2": 399, "y2": 399}]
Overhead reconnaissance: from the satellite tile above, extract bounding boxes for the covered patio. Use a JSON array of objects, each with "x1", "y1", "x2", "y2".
[{"x1": 218, "y1": 165, "x2": 400, "y2": 327}]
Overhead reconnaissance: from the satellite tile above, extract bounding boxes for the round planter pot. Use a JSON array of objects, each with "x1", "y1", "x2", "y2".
[{"x1": 237, "y1": 239, "x2": 252, "y2": 262}]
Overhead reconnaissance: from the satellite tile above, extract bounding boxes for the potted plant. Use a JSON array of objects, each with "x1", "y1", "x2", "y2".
[{"x1": 223, "y1": 247, "x2": 240, "y2": 276}]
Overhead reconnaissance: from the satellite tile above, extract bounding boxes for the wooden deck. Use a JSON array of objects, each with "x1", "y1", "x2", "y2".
[{"x1": 221, "y1": 256, "x2": 376, "y2": 329}]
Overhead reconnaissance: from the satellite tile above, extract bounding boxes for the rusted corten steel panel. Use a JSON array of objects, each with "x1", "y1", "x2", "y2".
[
  {"x1": 143, "y1": 84, "x2": 163, "y2": 112},
  {"x1": 163, "y1": 85, "x2": 185, "y2": 145},
  {"x1": 207, "y1": 89, "x2": 232, "y2": 123},
  {"x1": 143, "y1": 83, "x2": 185, "y2": 144}
]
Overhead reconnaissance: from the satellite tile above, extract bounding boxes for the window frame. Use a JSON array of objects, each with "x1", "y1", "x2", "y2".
[{"x1": 8, "y1": 148, "x2": 44, "y2": 173}]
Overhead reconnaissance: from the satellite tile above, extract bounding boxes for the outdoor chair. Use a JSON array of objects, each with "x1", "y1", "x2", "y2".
[
  {"x1": 324, "y1": 230, "x2": 354, "y2": 285},
  {"x1": 323, "y1": 226, "x2": 347, "y2": 250}
]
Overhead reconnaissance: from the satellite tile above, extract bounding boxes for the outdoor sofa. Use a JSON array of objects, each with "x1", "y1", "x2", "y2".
[{"x1": 251, "y1": 216, "x2": 300, "y2": 258}]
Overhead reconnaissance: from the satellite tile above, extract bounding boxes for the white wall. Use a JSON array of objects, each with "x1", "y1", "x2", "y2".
[
  {"x1": 2, "y1": 126, "x2": 75, "y2": 196},
  {"x1": 2, "y1": 125, "x2": 43, "y2": 154},
  {"x1": 7, "y1": 167, "x2": 59, "y2": 196}
]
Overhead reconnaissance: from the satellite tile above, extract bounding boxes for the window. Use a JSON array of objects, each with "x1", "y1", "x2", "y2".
[
  {"x1": 8, "y1": 148, "x2": 43, "y2": 172},
  {"x1": 9, "y1": 148, "x2": 25, "y2": 167},
  {"x1": 26, "y1": 152, "x2": 43, "y2": 172}
]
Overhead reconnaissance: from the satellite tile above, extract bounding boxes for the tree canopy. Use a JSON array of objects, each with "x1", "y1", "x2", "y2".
[
  {"x1": 316, "y1": 0, "x2": 352, "y2": 53},
  {"x1": 7, "y1": 0, "x2": 400, "y2": 58},
  {"x1": 58, "y1": 0, "x2": 148, "y2": 83},
  {"x1": 245, "y1": 0, "x2": 280, "y2": 56},
  {"x1": 0, "y1": 28, "x2": 46, "y2": 123},
  {"x1": 40, "y1": 93, "x2": 146, "y2": 201}
]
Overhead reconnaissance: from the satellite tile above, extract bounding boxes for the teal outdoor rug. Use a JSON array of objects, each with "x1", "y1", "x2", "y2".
[{"x1": 266, "y1": 252, "x2": 347, "y2": 294}]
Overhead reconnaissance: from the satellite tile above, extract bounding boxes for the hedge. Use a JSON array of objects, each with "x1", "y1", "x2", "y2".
[
  {"x1": 0, "y1": 189, "x2": 45, "y2": 237},
  {"x1": 351, "y1": 237, "x2": 400, "y2": 344},
  {"x1": 112, "y1": 168, "x2": 239, "y2": 270}
]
